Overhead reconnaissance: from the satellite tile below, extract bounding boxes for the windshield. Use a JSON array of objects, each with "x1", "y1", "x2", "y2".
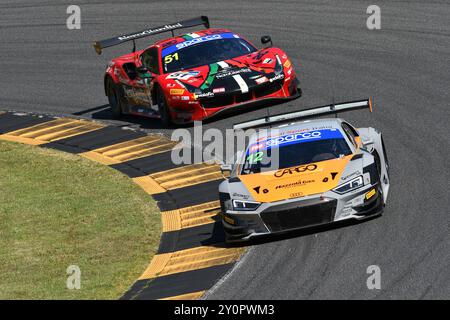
[
  {"x1": 241, "y1": 129, "x2": 353, "y2": 175},
  {"x1": 162, "y1": 33, "x2": 256, "y2": 73}
]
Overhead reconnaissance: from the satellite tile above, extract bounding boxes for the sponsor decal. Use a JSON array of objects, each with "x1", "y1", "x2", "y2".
[
  {"x1": 232, "y1": 192, "x2": 250, "y2": 200},
  {"x1": 263, "y1": 58, "x2": 273, "y2": 64},
  {"x1": 117, "y1": 23, "x2": 183, "y2": 41},
  {"x1": 213, "y1": 87, "x2": 225, "y2": 93},
  {"x1": 170, "y1": 88, "x2": 185, "y2": 95},
  {"x1": 181, "y1": 96, "x2": 190, "y2": 101},
  {"x1": 166, "y1": 83, "x2": 176, "y2": 88},
  {"x1": 365, "y1": 188, "x2": 376, "y2": 200},
  {"x1": 194, "y1": 92, "x2": 214, "y2": 99},
  {"x1": 238, "y1": 155, "x2": 352, "y2": 202},
  {"x1": 216, "y1": 68, "x2": 251, "y2": 79},
  {"x1": 275, "y1": 179, "x2": 315, "y2": 189},
  {"x1": 176, "y1": 34, "x2": 222, "y2": 49},
  {"x1": 248, "y1": 129, "x2": 343, "y2": 154},
  {"x1": 274, "y1": 164, "x2": 317, "y2": 178},
  {"x1": 255, "y1": 76, "x2": 268, "y2": 84},
  {"x1": 255, "y1": 125, "x2": 336, "y2": 142},
  {"x1": 162, "y1": 32, "x2": 236, "y2": 56},
  {"x1": 283, "y1": 60, "x2": 292, "y2": 68},
  {"x1": 166, "y1": 70, "x2": 200, "y2": 80},
  {"x1": 269, "y1": 74, "x2": 285, "y2": 82}
]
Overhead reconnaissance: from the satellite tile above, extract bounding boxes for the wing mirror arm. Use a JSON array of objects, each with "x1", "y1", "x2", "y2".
[
  {"x1": 220, "y1": 164, "x2": 233, "y2": 179},
  {"x1": 361, "y1": 137, "x2": 375, "y2": 152}
]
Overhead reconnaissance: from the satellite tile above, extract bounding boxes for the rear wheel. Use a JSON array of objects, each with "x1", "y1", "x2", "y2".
[
  {"x1": 106, "y1": 78, "x2": 124, "y2": 118},
  {"x1": 156, "y1": 86, "x2": 172, "y2": 127}
]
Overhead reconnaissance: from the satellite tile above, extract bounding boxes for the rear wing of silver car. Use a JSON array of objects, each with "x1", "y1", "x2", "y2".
[
  {"x1": 233, "y1": 98, "x2": 373, "y2": 130},
  {"x1": 93, "y1": 16, "x2": 210, "y2": 55}
]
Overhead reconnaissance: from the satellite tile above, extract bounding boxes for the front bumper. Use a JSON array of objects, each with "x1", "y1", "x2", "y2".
[
  {"x1": 169, "y1": 76, "x2": 301, "y2": 124},
  {"x1": 222, "y1": 184, "x2": 383, "y2": 242}
]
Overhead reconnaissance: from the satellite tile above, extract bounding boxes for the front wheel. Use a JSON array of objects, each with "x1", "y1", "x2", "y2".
[
  {"x1": 156, "y1": 87, "x2": 172, "y2": 127},
  {"x1": 106, "y1": 79, "x2": 124, "y2": 118}
]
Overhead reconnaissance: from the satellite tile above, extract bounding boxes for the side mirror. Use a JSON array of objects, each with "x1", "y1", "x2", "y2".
[
  {"x1": 220, "y1": 164, "x2": 233, "y2": 179},
  {"x1": 261, "y1": 35, "x2": 273, "y2": 47},
  {"x1": 361, "y1": 136, "x2": 375, "y2": 152}
]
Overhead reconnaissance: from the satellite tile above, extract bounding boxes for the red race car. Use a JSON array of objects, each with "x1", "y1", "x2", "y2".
[{"x1": 94, "y1": 16, "x2": 301, "y2": 126}]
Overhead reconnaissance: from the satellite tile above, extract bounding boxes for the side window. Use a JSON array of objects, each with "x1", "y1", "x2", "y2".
[
  {"x1": 140, "y1": 47, "x2": 160, "y2": 74},
  {"x1": 342, "y1": 122, "x2": 358, "y2": 147}
]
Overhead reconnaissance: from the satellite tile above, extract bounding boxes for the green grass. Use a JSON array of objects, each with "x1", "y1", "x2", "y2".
[{"x1": 0, "y1": 141, "x2": 161, "y2": 299}]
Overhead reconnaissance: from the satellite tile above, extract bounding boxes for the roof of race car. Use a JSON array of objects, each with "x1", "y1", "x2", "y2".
[{"x1": 247, "y1": 118, "x2": 345, "y2": 145}]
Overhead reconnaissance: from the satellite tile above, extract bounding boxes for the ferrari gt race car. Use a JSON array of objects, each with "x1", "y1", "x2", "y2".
[
  {"x1": 93, "y1": 16, "x2": 301, "y2": 126},
  {"x1": 219, "y1": 99, "x2": 390, "y2": 242}
]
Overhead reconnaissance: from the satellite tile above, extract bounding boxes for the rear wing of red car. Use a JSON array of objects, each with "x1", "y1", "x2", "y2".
[
  {"x1": 233, "y1": 98, "x2": 373, "y2": 130},
  {"x1": 93, "y1": 16, "x2": 210, "y2": 55}
]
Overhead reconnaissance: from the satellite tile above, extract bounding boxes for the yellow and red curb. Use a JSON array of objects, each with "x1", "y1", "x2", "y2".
[{"x1": 0, "y1": 112, "x2": 245, "y2": 300}]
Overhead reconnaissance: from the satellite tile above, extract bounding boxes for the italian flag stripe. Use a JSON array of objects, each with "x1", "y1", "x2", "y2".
[{"x1": 200, "y1": 63, "x2": 219, "y2": 90}]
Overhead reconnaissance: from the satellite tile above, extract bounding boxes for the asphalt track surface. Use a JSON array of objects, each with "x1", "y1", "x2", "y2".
[{"x1": 1, "y1": 0, "x2": 449, "y2": 299}]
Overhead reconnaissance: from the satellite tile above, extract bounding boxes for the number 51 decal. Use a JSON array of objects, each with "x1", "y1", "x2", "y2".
[{"x1": 164, "y1": 52, "x2": 179, "y2": 64}]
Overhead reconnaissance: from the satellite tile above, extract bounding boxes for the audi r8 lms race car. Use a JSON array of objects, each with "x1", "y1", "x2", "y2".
[
  {"x1": 219, "y1": 99, "x2": 390, "y2": 242},
  {"x1": 93, "y1": 16, "x2": 301, "y2": 126}
]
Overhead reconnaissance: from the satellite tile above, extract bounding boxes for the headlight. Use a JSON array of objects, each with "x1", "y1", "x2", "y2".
[
  {"x1": 232, "y1": 199, "x2": 261, "y2": 211},
  {"x1": 333, "y1": 176, "x2": 364, "y2": 194}
]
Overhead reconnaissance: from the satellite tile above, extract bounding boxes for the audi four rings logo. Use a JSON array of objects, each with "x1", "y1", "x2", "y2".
[{"x1": 274, "y1": 164, "x2": 318, "y2": 178}]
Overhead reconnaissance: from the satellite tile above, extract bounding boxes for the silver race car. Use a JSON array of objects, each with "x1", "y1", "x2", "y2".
[{"x1": 219, "y1": 99, "x2": 390, "y2": 242}]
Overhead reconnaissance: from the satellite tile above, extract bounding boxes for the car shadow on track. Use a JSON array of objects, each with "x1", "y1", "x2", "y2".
[
  {"x1": 71, "y1": 98, "x2": 300, "y2": 131},
  {"x1": 72, "y1": 104, "x2": 172, "y2": 130},
  {"x1": 225, "y1": 214, "x2": 382, "y2": 248}
]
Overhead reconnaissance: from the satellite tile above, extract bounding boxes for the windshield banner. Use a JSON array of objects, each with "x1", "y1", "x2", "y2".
[
  {"x1": 246, "y1": 129, "x2": 344, "y2": 155},
  {"x1": 162, "y1": 32, "x2": 238, "y2": 57}
]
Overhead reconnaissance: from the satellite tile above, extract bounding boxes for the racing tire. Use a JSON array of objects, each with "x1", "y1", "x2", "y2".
[
  {"x1": 156, "y1": 86, "x2": 172, "y2": 127},
  {"x1": 106, "y1": 78, "x2": 125, "y2": 118},
  {"x1": 372, "y1": 149, "x2": 386, "y2": 206}
]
